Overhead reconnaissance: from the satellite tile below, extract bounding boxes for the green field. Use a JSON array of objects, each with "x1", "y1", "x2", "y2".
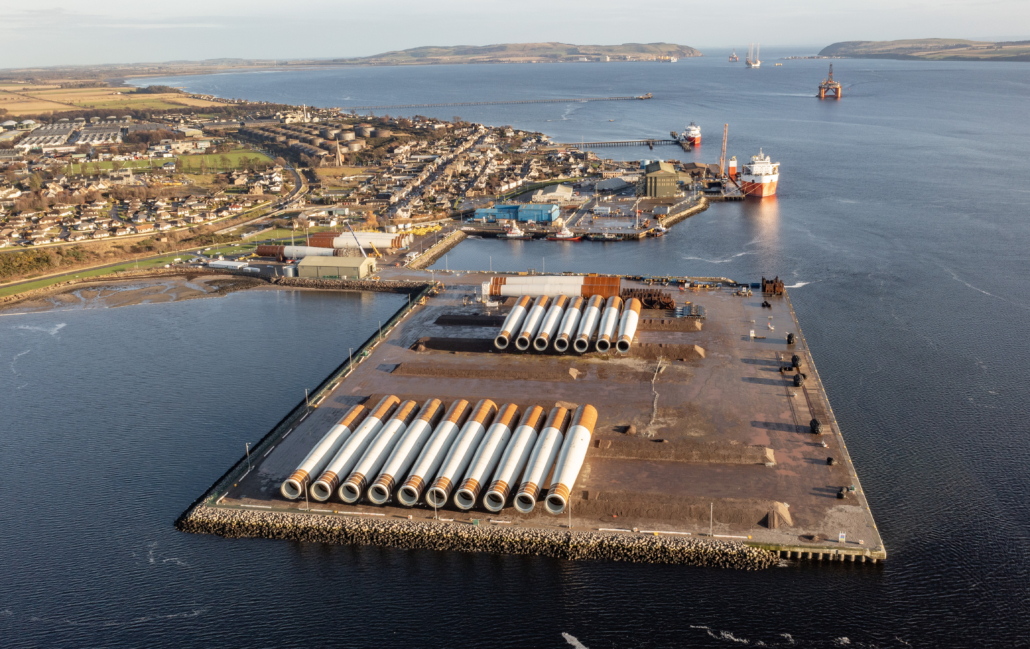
[
  {"x1": 179, "y1": 149, "x2": 273, "y2": 172},
  {"x1": 0, "y1": 253, "x2": 189, "y2": 298}
]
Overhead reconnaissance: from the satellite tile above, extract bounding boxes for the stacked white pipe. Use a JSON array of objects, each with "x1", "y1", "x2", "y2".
[
  {"x1": 515, "y1": 296, "x2": 550, "y2": 351},
  {"x1": 397, "y1": 400, "x2": 472, "y2": 506},
  {"x1": 426, "y1": 399, "x2": 498, "y2": 508},
  {"x1": 616, "y1": 298, "x2": 642, "y2": 353},
  {"x1": 553, "y1": 296, "x2": 583, "y2": 353},
  {"x1": 310, "y1": 395, "x2": 400, "y2": 501},
  {"x1": 514, "y1": 406, "x2": 572, "y2": 513},
  {"x1": 573, "y1": 295, "x2": 605, "y2": 353},
  {"x1": 483, "y1": 406, "x2": 547, "y2": 512},
  {"x1": 482, "y1": 275, "x2": 621, "y2": 299},
  {"x1": 534, "y1": 295, "x2": 569, "y2": 351},
  {"x1": 594, "y1": 296, "x2": 624, "y2": 353},
  {"x1": 367, "y1": 399, "x2": 445, "y2": 505},
  {"x1": 338, "y1": 400, "x2": 421, "y2": 503},
  {"x1": 280, "y1": 404, "x2": 366, "y2": 499},
  {"x1": 454, "y1": 403, "x2": 521, "y2": 510},
  {"x1": 494, "y1": 296, "x2": 532, "y2": 350},
  {"x1": 544, "y1": 405, "x2": 598, "y2": 515}
]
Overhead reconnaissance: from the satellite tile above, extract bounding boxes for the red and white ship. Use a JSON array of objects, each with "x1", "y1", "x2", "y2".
[
  {"x1": 739, "y1": 149, "x2": 779, "y2": 197},
  {"x1": 681, "y1": 122, "x2": 701, "y2": 146}
]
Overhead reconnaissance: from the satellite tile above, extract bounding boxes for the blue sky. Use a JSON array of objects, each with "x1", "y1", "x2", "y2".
[{"x1": 1, "y1": 0, "x2": 1028, "y2": 69}]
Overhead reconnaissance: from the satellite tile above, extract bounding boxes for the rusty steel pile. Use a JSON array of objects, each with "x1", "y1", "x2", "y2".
[
  {"x1": 281, "y1": 398, "x2": 598, "y2": 515},
  {"x1": 621, "y1": 288, "x2": 677, "y2": 310}
]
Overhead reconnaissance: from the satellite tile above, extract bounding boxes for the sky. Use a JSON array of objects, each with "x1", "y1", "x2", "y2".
[{"x1": 1, "y1": 0, "x2": 1029, "y2": 69}]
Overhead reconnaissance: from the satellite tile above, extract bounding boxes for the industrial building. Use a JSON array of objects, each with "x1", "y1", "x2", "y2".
[
  {"x1": 531, "y1": 184, "x2": 574, "y2": 203},
  {"x1": 641, "y1": 161, "x2": 678, "y2": 198},
  {"x1": 297, "y1": 256, "x2": 376, "y2": 279},
  {"x1": 474, "y1": 203, "x2": 559, "y2": 223}
]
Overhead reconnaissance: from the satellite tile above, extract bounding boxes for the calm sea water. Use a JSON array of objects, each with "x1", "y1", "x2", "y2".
[{"x1": 3, "y1": 56, "x2": 1028, "y2": 647}]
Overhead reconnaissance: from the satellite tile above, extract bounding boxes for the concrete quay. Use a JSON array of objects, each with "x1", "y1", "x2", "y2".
[{"x1": 178, "y1": 271, "x2": 886, "y2": 567}]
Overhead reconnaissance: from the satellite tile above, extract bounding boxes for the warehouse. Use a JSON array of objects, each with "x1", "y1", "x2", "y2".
[
  {"x1": 641, "y1": 161, "x2": 678, "y2": 198},
  {"x1": 297, "y1": 256, "x2": 376, "y2": 279}
]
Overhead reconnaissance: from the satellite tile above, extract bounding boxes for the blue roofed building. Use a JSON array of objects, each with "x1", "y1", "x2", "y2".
[{"x1": 474, "y1": 203, "x2": 559, "y2": 223}]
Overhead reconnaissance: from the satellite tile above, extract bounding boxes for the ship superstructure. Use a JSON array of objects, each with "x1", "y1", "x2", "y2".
[
  {"x1": 681, "y1": 122, "x2": 701, "y2": 146},
  {"x1": 739, "y1": 149, "x2": 779, "y2": 197}
]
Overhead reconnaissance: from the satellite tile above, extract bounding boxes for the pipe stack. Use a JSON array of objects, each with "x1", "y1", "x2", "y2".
[
  {"x1": 280, "y1": 404, "x2": 366, "y2": 500},
  {"x1": 484, "y1": 406, "x2": 546, "y2": 512},
  {"x1": 397, "y1": 400, "x2": 472, "y2": 506},
  {"x1": 514, "y1": 406, "x2": 572, "y2": 513},
  {"x1": 594, "y1": 296, "x2": 624, "y2": 353},
  {"x1": 426, "y1": 399, "x2": 498, "y2": 508},
  {"x1": 573, "y1": 296, "x2": 605, "y2": 353},
  {"x1": 310, "y1": 395, "x2": 400, "y2": 501},
  {"x1": 454, "y1": 403, "x2": 520, "y2": 510},
  {"x1": 339, "y1": 400, "x2": 420, "y2": 503},
  {"x1": 616, "y1": 298, "x2": 642, "y2": 353},
  {"x1": 494, "y1": 296, "x2": 532, "y2": 350},
  {"x1": 553, "y1": 297, "x2": 583, "y2": 353},
  {"x1": 368, "y1": 399, "x2": 445, "y2": 505}
]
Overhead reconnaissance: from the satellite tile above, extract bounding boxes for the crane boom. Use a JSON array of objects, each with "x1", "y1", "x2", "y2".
[
  {"x1": 720, "y1": 124, "x2": 728, "y2": 176},
  {"x1": 344, "y1": 221, "x2": 368, "y2": 258}
]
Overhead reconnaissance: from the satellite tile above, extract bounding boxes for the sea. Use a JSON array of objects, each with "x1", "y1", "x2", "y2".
[{"x1": 2, "y1": 52, "x2": 1029, "y2": 647}]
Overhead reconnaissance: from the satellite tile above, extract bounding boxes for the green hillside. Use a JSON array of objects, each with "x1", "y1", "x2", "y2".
[{"x1": 819, "y1": 39, "x2": 1030, "y2": 61}]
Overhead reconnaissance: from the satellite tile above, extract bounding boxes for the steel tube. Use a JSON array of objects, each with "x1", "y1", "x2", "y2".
[
  {"x1": 553, "y1": 296, "x2": 583, "y2": 353},
  {"x1": 573, "y1": 295, "x2": 605, "y2": 353},
  {"x1": 455, "y1": 403, "x2": 521, "y2": 510},
  {"x1": 515, "y1": 296, "x2": 550, "y2": 351},
  {"x1": 310, "y1": 395, "x2": 400, "y2": 501},
  {"x1": 534, "y1": 295, "x2": 569, "y2": 351},
  {"x1": 494, "y1": 295, "x2": 532, "y2": 350},
  {"x1": 595, "y1": 296, "x2": 624, "y2": 352},
  {"x1": 514, "y1": 406, "x2": 571, "y2": 513},
  {"x1": 280, "y1": 404, "x2": 366, "y2": 499},
  {"x1": 484, "y1": 405, "x2": 546, "y2": 512},
  {"x1": 339, "y1": 400, "x2": 420, "y2": 503},
  {"x1": 426, "y1": 399, "x2": 497, "y2": 508},
  {"x1": 545, "y1": 404, "x2": 598, "y2": 514},
  {"x1": 615, "y1": 298, "x2": 642, "y2": 353},
  {"x1": 368, "y1": 399, "x2": 444, "y2": 504},
  {"x1": 397, "y1": 399, "x2": 472, "y2": 506}
]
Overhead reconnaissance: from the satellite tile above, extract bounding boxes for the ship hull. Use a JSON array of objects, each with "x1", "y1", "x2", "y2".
[
  {"x1": 740, "y1": 178, "x2": 778, "y2": 197},
  {"x1": 687, "y1": 136, "x2": 700, "y2": 146},
  {"x1": 547, "y1": 236, "x2": 581, "y2": 241}
]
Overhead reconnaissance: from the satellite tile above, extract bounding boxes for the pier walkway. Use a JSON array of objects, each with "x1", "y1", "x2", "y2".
[{"x1": 340, "y1": 94, "x2": 653, "y2": 111}]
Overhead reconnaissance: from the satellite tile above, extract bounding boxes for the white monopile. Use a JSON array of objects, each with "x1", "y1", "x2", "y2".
[
  {"x1": 495, "y1": 296, "x2": 532, "y2": 350},
  {"x1": 397, "y1": 399, "x2": 472, "y2": 506},
  {"x1": 573, "y1": 295, "x2": 605, "y2": 353},
  {"x1": 454, "y1": 403, "x2": 521, "y2": 510},
  {"x1": 516, "y1": 295, "x2": 550, "y2": 350},
  {"x1": 338, "y1": 400, "x2": 421, "y2": 503},
  {"x1": 310, "y1": 395, "x2": 400, "y2": 501},
  {"x1": 483, "y1": 405, "x2": 547, "y2": 512},
  {"x1": 616, "y1": 298, "x2": 642, "y2": 353},
  {"x1": 534, "y1": 295, "x2": 569, "y2": 351},
  {"x1": 367, "y1": 399, "x2": 445, "y2": 505},
  {"x1": 280, "y1": 404, "x2": 366, "y2": 499},
  {"x1": 553, "y1": 296, "x2": 584, "y2": 352},
  {"x1": 545, "y1": 404, "x2": 598, "y2": 514},
  {"x1": 425, "y1": 399, "x2": 498, "y2": 508},
  {"x1": 594, "y1": 296, "x2": 624, "y2": 352},
  {"x1": 514, "y1": 406, "x2": 572, "y2": 513}
]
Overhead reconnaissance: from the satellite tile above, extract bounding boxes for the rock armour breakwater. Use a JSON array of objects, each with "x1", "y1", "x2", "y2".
[
  {"x1": 177, "y1": 505, "x2": 777, "y2": 569},
  {"x1": 408, "y1": 231, "x2": 467, "y2": 270},
  {"x1": 268, "y1": 276, "x2": 429, "y2": 293}
]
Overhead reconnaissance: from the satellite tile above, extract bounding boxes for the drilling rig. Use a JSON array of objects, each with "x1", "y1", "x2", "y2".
[{"x1": 819, "y1": 64, "x2": 842, "y2": 99}]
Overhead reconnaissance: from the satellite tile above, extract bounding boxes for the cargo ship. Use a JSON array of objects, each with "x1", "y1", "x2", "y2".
[
  {"x1": 739, "y1": 149, "x2": 779, "y2": 197},
  {"x1": 681, "y1": 122, "x2": 701, "y2": 146}
]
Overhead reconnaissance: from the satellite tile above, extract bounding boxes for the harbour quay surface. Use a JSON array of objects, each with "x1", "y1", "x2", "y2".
[{"x1": 179, "y1": 273, "x2": 885, "y2": 566}]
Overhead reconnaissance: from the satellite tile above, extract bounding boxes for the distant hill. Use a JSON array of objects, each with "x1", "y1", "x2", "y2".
[
  {"x1": 330, "y1": 42, "x2": 702, "y2": 65},
  {"x1": 819, "y1": 39, "x2": 1030, "y2": 61}
]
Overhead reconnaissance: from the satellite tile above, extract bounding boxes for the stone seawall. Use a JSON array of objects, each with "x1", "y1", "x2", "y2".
[
  {"x1": 269, "y1": 276, "x2": 430, "y2": 293},
  {"x1": 408, "y1": 231, "x2": 467, "y2": 270},
  {"x1": 662, "y1": 196, "x2": 709, "y2": 227},
  {"x1": 177, "y1": 505, "x2": 777, "y2": 569}
]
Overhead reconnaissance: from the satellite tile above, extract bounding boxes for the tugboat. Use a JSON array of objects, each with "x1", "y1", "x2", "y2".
[
  {"x1": 498, "y1": 223, "x2": 532, "y2": 240},
  {"x1": 547, "y1": 225, "x2": 581, "y2": 241}
]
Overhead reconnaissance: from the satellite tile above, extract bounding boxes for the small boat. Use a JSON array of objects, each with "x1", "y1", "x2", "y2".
[
  {"x1": 587, "y1": 230, "x2": 618, "y2": 242},
  {"x1": 547, "y1": 225, "x2": 581, "y2": 241},
  {"x1": 498, "y1": 223, "x2": 531, "y2": 240}
]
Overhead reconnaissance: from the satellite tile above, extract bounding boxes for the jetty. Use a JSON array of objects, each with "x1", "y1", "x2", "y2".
[{"x1": 340, "y1": 94, "x2": 653, "y2": 111}]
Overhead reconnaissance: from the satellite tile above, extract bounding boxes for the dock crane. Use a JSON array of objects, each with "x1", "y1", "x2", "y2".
[
  {"x1": 719, "y1": 124, "x2": 728, "y2": 176},
  {"x1": 343, "y1": 221, "x2": 368, "y2": 258},
  {"x1": 819, "y1": 64, "x2": 842, "y2": 99}
]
